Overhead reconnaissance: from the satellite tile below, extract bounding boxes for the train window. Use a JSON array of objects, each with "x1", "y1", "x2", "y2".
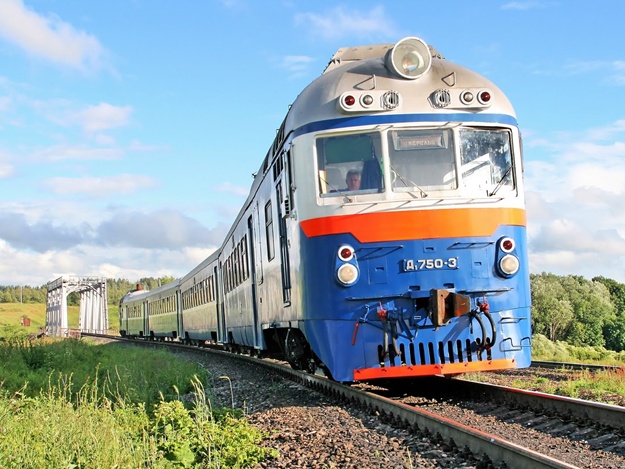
[
  {"x1": 316, "y1": 133, "x2": 383, "y2": 196},
  {"x1": 265, "y1": 201, "x2": 275, "y2": 261},
  {"x1": 459, "y1": 128, "x2": 514, "y2": 194},
  {"x1": 242, "y1": 235, "x2": 249, "y2": 280},
  {"x1": 388, "y1": 129, "x2": 457, "y2": 193}
]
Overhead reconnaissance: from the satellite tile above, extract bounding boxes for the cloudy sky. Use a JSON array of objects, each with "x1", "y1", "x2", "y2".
[{"x1": 1, "y1": 0, "x2": 624, "y2": 286}]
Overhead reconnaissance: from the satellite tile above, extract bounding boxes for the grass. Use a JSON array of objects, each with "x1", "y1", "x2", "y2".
[
  {"x1": 464, "y1": 334, "x2": 625, "y2": 405},
  {"x1": 0, "y1": 329, "x2": 277, "y2": 468}
]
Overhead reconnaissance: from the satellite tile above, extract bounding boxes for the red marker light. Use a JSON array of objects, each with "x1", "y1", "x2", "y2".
[
  {"x1": 479, "y1": 90, "x2": 491, "y2": 103},
  {"x1": 344, "y1": 95, "x2": 356, "y2": 106},
  {"x1": 338, "y1": 245, "x2": 355, "y2": 261},
  {"x1": 500, "y1": 237, "x2": 515, "y2": 253}
]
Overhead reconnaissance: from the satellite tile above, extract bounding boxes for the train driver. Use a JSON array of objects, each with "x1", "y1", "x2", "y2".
[{"x1": 344, "y1": 169, "x2": 361, "y2": 191}]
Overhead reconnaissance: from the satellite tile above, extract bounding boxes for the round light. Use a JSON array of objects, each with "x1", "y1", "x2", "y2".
[
  {"x1": 361, "y1": 94, "x2": 374, "y2": 106},
  {"x1": 499, "y1": 254, "x2": 520, "y2": 276},
  {"x1": 478, "y1": 90, "x2": 491, "y2": 104},
  {"x1": 500, "y1": 237, "x2": 515, "y2": 253},
  {"x1": 344, "y1": 95, "x2": 356, "y2": 106},
  {"x1": 337, "y1": 264, "x2": 359, "y2": 285},
  {"x1": 338, "y1": 245, "x2": 354, "y2": 262},
  {"x1": 461, "y1": 91, "x2": 474, "y2": 104},
  {"x1": 387, "y1": 37, "x2": 432, "y2": 80}
]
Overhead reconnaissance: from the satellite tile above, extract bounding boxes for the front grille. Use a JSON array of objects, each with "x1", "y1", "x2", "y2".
[{"x1": 382, "y1": 339, "x2": 493, "y2": 367}]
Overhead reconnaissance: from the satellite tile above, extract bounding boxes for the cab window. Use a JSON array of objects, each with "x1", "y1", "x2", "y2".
[{"x1": 316, "y1": 133, "x2": 383, "y2": 196}]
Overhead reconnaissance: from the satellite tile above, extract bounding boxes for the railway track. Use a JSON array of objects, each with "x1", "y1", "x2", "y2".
[
  {"x1": 82, "y1": 333, "x2": 625, "y2": 468},
  {"x1": 532, "y1": 360, "x2": 624, "y2": 372}
]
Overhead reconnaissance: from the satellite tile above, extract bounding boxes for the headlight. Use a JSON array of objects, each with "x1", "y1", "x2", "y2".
[
  {"x1": 337, "y1": 264, "x2": 359, "y2": 285},
  {"x1": 386, "y1": 37, "x2": 432, "y2": 80},
  {"x1": 499, "y1": 254, "x2": 520, "y2": 276}
]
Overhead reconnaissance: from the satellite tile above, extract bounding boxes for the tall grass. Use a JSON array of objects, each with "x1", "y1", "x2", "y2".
[{"x1": 0, "y1": 329, "x2": 277, "y2": 468}]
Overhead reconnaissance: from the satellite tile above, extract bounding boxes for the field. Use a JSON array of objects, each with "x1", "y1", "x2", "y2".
[{"x1": 0, "y1": 302, "x2": 118, "y2": 333}]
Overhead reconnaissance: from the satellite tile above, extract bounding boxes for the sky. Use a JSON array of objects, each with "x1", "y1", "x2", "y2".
[{"x1": 1, "y1": 0, "x2": 625, "y2": 287}]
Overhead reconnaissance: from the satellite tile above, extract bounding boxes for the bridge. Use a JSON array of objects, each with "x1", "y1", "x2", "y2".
[{"x1": 46, "y1": 276, "x2": 108, "y2": 337}]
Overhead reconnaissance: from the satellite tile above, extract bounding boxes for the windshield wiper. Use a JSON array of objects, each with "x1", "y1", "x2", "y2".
[
  {"x1": 319, "y1": 174, "x2": 353, "y2": 203},
  {"x1": 390, "y1": 164, "x2": 428, "y2": 198},
  {"x1": 489, "y1": 165, "x2": 512, "y2": 196}
]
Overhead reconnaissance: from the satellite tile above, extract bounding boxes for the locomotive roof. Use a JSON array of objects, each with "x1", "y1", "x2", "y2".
[{"x1": 323, "y1": 42, "x2": 444, "y2": 74}]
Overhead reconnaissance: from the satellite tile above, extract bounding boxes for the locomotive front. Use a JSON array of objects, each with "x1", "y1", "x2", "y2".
[{"x1": 288, "y1": 37, "x2": 531, "y2": 382}]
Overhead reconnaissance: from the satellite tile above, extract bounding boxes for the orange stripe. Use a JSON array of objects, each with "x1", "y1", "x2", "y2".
[
  {"x1": 300, "y1": 207, "x2": 526, "y2": 243},
  {"x1": 353, "y1": 358, "x2": 517, "y2": 380}
]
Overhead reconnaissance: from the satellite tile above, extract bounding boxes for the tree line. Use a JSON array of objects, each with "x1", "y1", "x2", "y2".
[{"x1": 3, "y1": 273, "x2": 625, "y2": 352}]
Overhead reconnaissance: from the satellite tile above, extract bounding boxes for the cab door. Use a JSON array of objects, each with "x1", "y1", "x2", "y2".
[{"x1": 275, "y1": 149, "x2": 293, "y2": 305}]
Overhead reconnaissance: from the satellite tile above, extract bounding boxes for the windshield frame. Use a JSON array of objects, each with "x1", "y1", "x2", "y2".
[{"x1": 314, "y1": 124, "x2": 518, "y2": 203}]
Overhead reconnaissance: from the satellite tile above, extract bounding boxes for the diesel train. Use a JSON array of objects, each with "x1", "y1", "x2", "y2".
[{"x1": 120, "y1": 36, "x2": 532, "y2": 382}]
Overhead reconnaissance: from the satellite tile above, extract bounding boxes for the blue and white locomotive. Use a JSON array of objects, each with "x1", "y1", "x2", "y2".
[{"x1": 120, "y1": 37, "x2": 532, "y2": 382}]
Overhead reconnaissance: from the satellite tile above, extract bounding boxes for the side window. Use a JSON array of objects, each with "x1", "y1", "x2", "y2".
[
  {"x1": 265, "y1": 201, "x2": 275, "y2": 261},
  {"x1": 316, "y1": 133, "x2": 383, "y2": 196}
]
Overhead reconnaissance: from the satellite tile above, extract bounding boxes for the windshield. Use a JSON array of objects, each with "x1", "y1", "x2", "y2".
[
  {"x1": 459, "y1": 128, "x2": 514, "y2": 194},
  {"x1": 388, "y1": 129, "x2": 457, "y2": 193},
  {"x1": 316, "y1": 127, "x2": 515, "y2": 198}
]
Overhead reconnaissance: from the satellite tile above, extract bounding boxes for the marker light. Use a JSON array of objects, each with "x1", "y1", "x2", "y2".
[
  {"x1": 500, "y1": 237, "x2": 515, "y2": 253},
  {"x1": 499, "y1": 254, "x2": 520, "y2": 276},
  {"x1": 460, "y1": 91, "x2": 474, "y2": 104},
  {"x1": 361, "y1": 94, "x2": 374, "y2": 106},
  {"x1": 338, "y1": 245, "x2": 355, "y2": 262},
  {"x1": 478, "y1": 90, "x2": 492, "y2": 104},
  {"x1": 337, "y1": 263, "x2": 359, "y2": 285},
  {"x1": 387, "y1": 37, "x2": 432, "y2": 80},
  {"x1": 344, "y1": 95, "x2": 356, "y2": 106}
]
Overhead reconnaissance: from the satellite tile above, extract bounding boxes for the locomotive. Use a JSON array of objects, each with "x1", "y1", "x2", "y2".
[{"x1": 120, "y1": 37, "x2": 532, "y2": 382}]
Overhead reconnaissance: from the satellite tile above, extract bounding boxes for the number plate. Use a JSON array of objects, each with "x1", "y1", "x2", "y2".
[{"x1": 401, "y1": 257, "x2": 458, "y2": 272}]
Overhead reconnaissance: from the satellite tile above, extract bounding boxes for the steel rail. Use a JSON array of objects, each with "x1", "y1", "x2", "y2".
[
  {"x1": 531, "y1": 360, "x2": 623, "y2": 372},
  {"x1": 453, "y1": 378, "x2": 625, "y2": 431},
  {"x1": 83, "y1": 333, "x2": 579, "y2": 468}
]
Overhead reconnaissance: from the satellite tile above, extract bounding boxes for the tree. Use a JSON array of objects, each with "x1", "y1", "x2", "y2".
[
  {"x1": 531, "y1": 273, "x2": 574, "y2": 341},
  {"x1": 594, "y1": 276, "x2": 625, "y2": 351}
]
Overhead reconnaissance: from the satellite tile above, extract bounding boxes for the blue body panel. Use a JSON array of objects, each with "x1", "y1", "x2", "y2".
[{"x1": 299, "y1": 225, "x2": 532, "y2": 382}]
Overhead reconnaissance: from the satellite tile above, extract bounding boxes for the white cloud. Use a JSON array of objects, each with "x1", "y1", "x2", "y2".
[
  {"x1": 0, "y1": 0, "x2": 106, "y2": 71},
  {"x1": 43, "y1": 174, "x2": 158, "y2": 197},
  {"x1": 295, "y1": 6, "x2": 398, "y2": 41},
  {"x1": 214, "y1": 181, "x2": 250, "y2": 197},
  {"x1": 280, "y1": 55, "x2": 315, "y2": 78},
  {"x1": 96, "y1": 210, "x2": 228, "y2": 249},
  {"x1": 0, "y1": 240, "x2": 215, "y2": 286},
  {"x1": 74, "y1": 102, "x2": 133, "y2": 133},
  {"x1": 37, "y1": 144, "x2": 125, "y2": 161},
  {"x1": 501, "y1": 2, "x2": 546, "y2": 11},
  {"x1": 525, "y1": 119, "x2": 625, "y2": 281},
  {"x1": 0, "y1": 150, "x2": 13, "y2": 178}
]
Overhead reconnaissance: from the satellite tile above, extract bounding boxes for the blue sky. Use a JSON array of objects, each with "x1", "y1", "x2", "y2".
[{"x1": 1, "y1": 0, "x2": 625, "y2": 286}]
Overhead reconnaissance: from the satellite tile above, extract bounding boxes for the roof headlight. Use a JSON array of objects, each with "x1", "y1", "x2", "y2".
[{"x1": 387, "y1": 37, "x2": 432, "y2": 80}]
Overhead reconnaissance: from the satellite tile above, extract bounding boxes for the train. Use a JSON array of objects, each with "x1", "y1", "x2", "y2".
[{"x1": 119, "y1": 36, "x2": 532, "y2": 383}]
